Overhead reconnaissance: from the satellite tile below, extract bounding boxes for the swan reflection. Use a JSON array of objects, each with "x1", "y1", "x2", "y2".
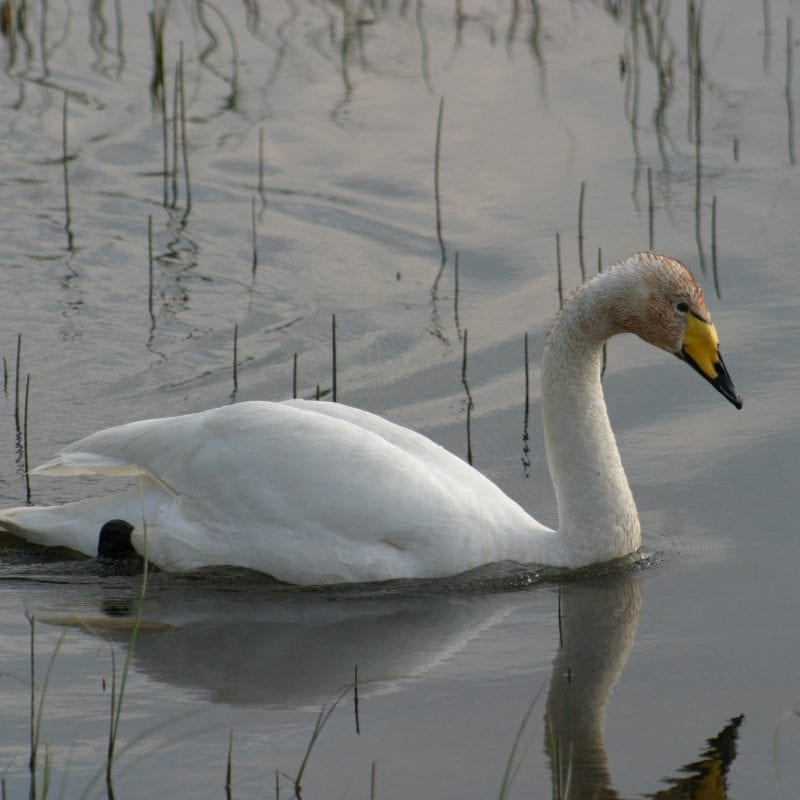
[
  {"x1": 548, "y1": 572, "x2": 742, "y2": 799},
  {"x1": 22, "y1": 565, "x2": 743, "y2": 796}
]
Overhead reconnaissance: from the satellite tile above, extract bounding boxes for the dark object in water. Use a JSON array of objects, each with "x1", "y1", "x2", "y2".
[{"x1": 97, "y1": 519, "x2": 136, "y2": 559}]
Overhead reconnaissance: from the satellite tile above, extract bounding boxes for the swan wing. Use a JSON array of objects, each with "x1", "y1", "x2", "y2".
[
  {"x1": 26, "y1": 401, "x2": 547, "y2": 582},
  {"x1": 35, "y1": 401, "x2": 518, "y2": 516}
]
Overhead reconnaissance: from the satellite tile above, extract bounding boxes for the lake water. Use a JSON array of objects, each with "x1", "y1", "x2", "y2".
[{"x1": 0, "y1": 1, "x2": 798, "y2": 797}]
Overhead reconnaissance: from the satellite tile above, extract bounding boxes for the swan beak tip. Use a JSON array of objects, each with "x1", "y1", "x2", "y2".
[
  {"x1": 676, "y1": 314, "x2": 744, "y2": 408},
  {"x1": 713, "y1": 362, "x2": 743, "y2": 409},
  {"x1": 678, "y1": 317, "x2": 742, "y2": 409},
  {"x1": 677, "y1": 348, "x2": 742, "y2": 408}
]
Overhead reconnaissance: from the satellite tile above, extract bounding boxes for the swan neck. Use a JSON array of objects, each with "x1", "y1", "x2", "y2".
[{"x1": 541, "y1": 280, "x2": 641, "y2": 566}]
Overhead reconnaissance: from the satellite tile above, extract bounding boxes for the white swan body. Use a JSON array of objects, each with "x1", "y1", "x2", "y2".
[{"x1": 0, "y1": 253, "x2": 742, "y2": 585}]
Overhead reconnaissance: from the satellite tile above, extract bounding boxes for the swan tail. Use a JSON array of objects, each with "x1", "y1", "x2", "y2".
[
  {"x1": 0, "y1": 487, "x2": 163, "y2": 557},
  {"x1": 0, "y1": 502, "x2": 116, "y2": 556}
]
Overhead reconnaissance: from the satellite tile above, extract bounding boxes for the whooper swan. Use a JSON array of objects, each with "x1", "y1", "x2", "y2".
[{"x1": 0, "y1": 252, "x2": 742, "y2": 585}]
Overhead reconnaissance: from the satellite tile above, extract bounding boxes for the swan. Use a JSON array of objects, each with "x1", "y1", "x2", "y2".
[{"x1": 0, "y1": 252, "x2": 742, "y2": 585}]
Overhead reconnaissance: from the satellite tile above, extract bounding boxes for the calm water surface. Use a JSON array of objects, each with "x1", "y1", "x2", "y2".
[{"x1": 0, "y1": 1, "x2": 798, "y2": 797}]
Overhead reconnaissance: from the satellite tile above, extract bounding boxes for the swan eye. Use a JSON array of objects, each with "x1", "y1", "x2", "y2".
[{"x1": 676, "y1": 301, "x2": 689, "y2": 313}]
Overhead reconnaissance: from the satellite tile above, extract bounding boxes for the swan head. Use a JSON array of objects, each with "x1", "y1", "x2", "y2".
[{"x1": 613, "y1": 252, "x2": 743, "y2": 409}]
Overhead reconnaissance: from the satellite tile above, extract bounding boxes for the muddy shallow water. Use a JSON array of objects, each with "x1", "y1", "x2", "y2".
[{"x1": 0, "y1": 1, "x2": 798, "y2": 797}]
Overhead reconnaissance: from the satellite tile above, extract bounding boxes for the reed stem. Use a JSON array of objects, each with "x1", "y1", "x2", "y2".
[
  {"x1": 711, "y1": 195, "x2": 720, "y2": 299},
  {"x1": 62, "y1": 91, "x2": 73, "y2": 250},
  {"x1": 353, "y1": 664, "x2": 360, "y2": 735},
  {"x1": 647, "y1": 166, "x2": 654, "y2": 249},
  {"x1": 434, "y1": 95, "x2": 446, "y2": 272},
  {"x1": 331, "y1": 314, "x2": 338, "y2": 402},
  {"x1": 171, "y1": 55, "x2": 179, "y2": 207},
  {"x1": 258, "y1": 127, "x2": 265, "y2": 198},
  {"x1": 522, "y1": 332, "x2": 531, "y2": 475},
  {"x1": 225, "y1": 731, "x2": 233, "y2": 800},
  {"x1": 787, "y1": 16, "x2": 795, "y2": 164},
  {"x1": 555, "y1": 233, "x2": 563, "y2": 309},
  {"x1": 23, "y1": 373, "x2": 30, "y2": 504},
  {"x1": 577, "y1": 181, "x2": 586, "y2": 282},
  {"x1": 232, "y1": 325, "x2": 239, "y2": 394},
  {"x1": 179, "y1": 42, "x2": 191, "y2": 213},
  {"x1": 251, "y1": 196, "x2": 258, "y2": 276},
  {"x1": 14, "y1": 333, "x2": 21, "y2": 426},
  {"x1": 147, "y1": 215, "x2": 154, "y2": 319},
  {"x1": 453, "y1": 251, "x2": 461, "y2": 336}
]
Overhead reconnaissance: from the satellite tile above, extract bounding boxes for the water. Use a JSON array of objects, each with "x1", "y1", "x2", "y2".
[{"x1": 0, "y1": 1, "x2": 798, "y2": 797}]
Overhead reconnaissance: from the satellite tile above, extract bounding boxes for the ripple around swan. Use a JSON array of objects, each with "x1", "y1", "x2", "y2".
[{"x1": 0, "y1": 533, "x2": 652, "y2": 603}]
